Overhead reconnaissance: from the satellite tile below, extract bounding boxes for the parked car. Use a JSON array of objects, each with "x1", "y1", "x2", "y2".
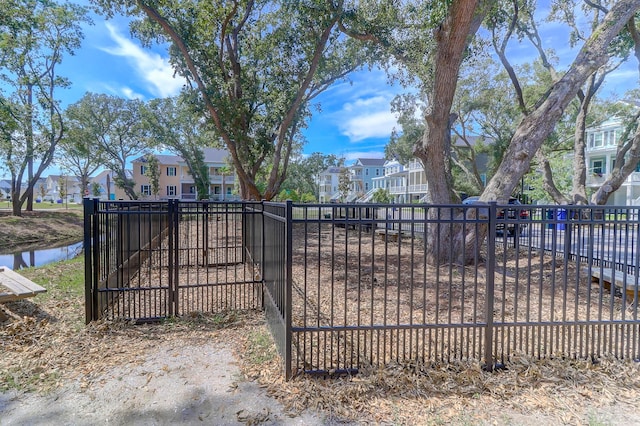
[{"x1": 462, "y1": 196, "x2": 529, "y2": 236}]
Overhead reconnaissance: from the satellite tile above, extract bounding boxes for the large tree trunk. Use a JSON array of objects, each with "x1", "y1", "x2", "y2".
[
  {"x1": 11, "y1": 189, "x2": 21, "y2": 216},
  {"x1": 413, "y1": 0, "x2": 486, "y2": 265}
]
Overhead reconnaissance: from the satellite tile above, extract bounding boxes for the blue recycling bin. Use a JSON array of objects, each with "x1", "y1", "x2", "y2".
[
  {"x1": 556, "y1": 209, "x2": 567, "y2": 230},
  {"x1": 546, "y1": 209, "x2": 554, "y2": 229}
]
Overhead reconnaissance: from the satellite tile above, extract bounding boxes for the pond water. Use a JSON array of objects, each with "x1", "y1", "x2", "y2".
[{"x1": 0, "y1": 240, "x2": 83, "y2": 271}]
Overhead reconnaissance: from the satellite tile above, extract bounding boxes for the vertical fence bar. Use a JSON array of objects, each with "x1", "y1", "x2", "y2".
[
  {"x1": 484, "y1": 201, "x2": 497, "y2": 371},
  {"x1": 84, "y1": 197, "x2": 96, "y2": 323},
  {"x1": 167, "y1": 199, "x2": 176, "y2": 316},
  {"x1": 284, "y1": 200, "x2": 293, "y2": 380}
]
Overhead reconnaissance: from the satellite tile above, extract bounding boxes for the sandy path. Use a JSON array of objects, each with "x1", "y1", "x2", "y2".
[{"x1": 0, "y1": 342, "x2": 326, "y2": 426}]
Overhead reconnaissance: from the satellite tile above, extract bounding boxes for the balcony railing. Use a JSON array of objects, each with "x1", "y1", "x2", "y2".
[
  {"x1": 408, "y1": 184, "x2": 428, "y2": 194},
  {"x1": 587, "y1": 172, "x2": 640, "y2": 186}
]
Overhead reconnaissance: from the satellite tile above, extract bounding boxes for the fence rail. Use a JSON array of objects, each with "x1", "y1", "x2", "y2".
[{"x1": 84, "y1": 200, "x2": 640, "y2": 379}]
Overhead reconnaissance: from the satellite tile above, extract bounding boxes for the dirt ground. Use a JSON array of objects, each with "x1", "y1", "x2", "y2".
[
  {"x1": 0, "y1": 306, "x2": 327, "y2": 426},
  {"x1": 0, "y1": 210, "x2": 83, "y2": 252},
  {"x1": 2, "y1": 216, "x2": 640, "y2": 425},
  {"x1": 2, "y1": 296, "x2": 640, "y2": 425}
]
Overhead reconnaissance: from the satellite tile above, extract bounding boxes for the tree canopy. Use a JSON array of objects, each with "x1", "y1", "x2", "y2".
[
  {"x1": 93, "y1": 0, "x2": 367, "y2": 200},
  {"x1": 0, "y1": 0, "x2": 89, "y2": 215}
]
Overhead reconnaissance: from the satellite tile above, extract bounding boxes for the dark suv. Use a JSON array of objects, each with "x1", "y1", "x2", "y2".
[{"x1": 462, "y1": 196, "x2": 529, "y2": 236}]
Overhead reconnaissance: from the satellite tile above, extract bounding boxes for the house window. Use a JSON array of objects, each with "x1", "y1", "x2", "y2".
[
  {"x1": 140, "y1": 165, "x2": 147, "y2": 175},
  {"x1": 365, "y1": 169, "x2": 369, "y2": 176},
  {"x1": 141, "y1": 185, "x2": 151, "y2": 196},
  {"x1": 167, "y1": 167, "x2": 177, "y2": 176},
  {"x1": 365, "y1": 182, "x2": 369, "y2": 191},
  {"x1": 167, "y1": 185, "x2": 176, "y2": 196},
  {"x1": 603, "y1": 130, "x2": 616, "y2": 146},
  {"x1": 376, "y1": 169, "x2": 380, "y2": 176},
  {"x1": 189, "y1": 186, "x2": 196, "y2": 194},
  {"x1": 589, "y1": 132, "x2": 603, "y2": 149},
  {"x1": 226, "y1": 187, "x2": 232, "y2": 195},
  {"x1": 591, "y1": 159, "x2": 604, "y2": 175}
]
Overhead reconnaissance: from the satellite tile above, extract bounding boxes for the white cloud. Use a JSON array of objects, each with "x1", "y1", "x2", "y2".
[
  {"x1": 121, "y1": 87, "x2": 146, "y2": 100},
  {"x1": 337, "y1": 96, "x2": 399, "y2": 142},
  {"x1": 101, "y1": 23, "x2": 185, "y2": 98},
  {"x1": 343, "y1": 150, "x2": 385, "y2": 162}
]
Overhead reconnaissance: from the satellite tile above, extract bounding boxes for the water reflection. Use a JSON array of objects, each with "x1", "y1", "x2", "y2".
[{"x1": 0, "y1": 241, "x2": 83, "y2": 270}]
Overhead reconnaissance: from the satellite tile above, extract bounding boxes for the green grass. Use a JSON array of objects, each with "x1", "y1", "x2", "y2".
[
  {"x1": 0, "y1": 201, "x2": 83, "y2": 210},
  {"x1": 19, "y1": 256, "x2": 85, "y2": 301},
  {"x1": 244, "y1": 329, "x2": 277, "y2": 366}
]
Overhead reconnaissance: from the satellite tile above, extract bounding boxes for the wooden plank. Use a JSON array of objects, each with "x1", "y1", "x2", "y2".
[
  {"x1": 588, "y1": 268, "x2": 639, "y2": 298},
  {"x1": 375, "y1": 229, "x2": 401, "y2": 242},
  {"x1": 0, "y1": 266, "x2": 47, "y2": 303}
]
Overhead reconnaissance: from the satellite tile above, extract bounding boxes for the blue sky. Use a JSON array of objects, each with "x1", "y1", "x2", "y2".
[
  {"x1": 55, "y1": 11, "x2": 400, "y2": 164},
  {"x1": 6, "y1": 2, "x2": 640, "y2": 180}
]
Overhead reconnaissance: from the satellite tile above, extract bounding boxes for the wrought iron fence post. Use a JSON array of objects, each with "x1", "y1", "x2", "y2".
[
  {"x1": 484, "y1": 201, "x2": 497, "y2": 371},
  {"x1": 564, "y1": 204, "x2": 573, "y2": 260},
  {"x1": 83, "y1": 197, "x2": 98, "y2": 324},
  {"x1": 167, "y1": 199, "x2": 178, "y2": 316},
  {"x1": 241, "y1": 203, "x2": 247, "y2": 264},
  {"x1": 284, "y1": 200, "x2": 293, "y2": 380}
]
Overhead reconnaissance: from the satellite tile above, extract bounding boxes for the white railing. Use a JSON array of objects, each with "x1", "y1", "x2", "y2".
[
  {"x1": 408, "y1": 184, "x2": 428, "y2": 194},
  {"x1": 388, "y1": 186, "x2": 406, "y2": 195},
  {"x1": 356, "y1": 188, "x2": 377, "y2": 203},
  {"x1": 628, "y1": 172, "x2": 640, "y2": 182},
  {"x1": 586, "y1": 174, "x2": 606, "y2": 185}
]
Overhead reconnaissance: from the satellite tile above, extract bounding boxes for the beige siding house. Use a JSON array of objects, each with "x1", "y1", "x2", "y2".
[{"x1": 132, "y1": 148, "x2": 237, "y2": 201}]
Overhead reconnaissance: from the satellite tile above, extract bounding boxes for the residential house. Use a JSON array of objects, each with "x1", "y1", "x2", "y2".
[
  {"x1": 44, "y1": 175, "x2": 82, "y2": 203},
  {"x1": 88, "y1": 170, "x2": 129, "y2": 200},
  {"x1": 131, "y1": 148, "x2": 237, "y2": 201},
  {"x1": 317, "y1": 158, "x2": 387, "y2": 203},
  {"x1": 318, "y1": 139, "x2": 490, "y2": 203},
  {"x1": 133, "y1": 154, "x2": 183, "y2": 200},
  {"x1": 318, "y1": 166, "x2": 345, "y2": 202},
  {"x1": 347, "y1": 158, "x2": 386, "y2": 201},
  {"x1": 178, "y1": 148, "x2": 236, "y2": 201},
  {"x1": 368, "y1": 159, "x2": 412, "y2": 203},
  {"x1": 585, "y1": 117, "x2": 640, "y2": 205},
  {"x1": 0, "y1": 179, "x2": 11, "y2": 200},
  {"x1": 33, "y1": 178, "x2": 47, "y2": 202}
]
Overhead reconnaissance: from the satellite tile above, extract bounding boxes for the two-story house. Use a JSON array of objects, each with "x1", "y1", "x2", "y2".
[
  {"x1": 132, "y1": 148, "x2": 237, "y2": 201},
  {"x1": 88, "y1": 169, "x2": 131, "y2": 200},
  {"x1": 44, "y1": 175, "x2": 82, "y2": 203},
  {"x1": 318, "y1": 166, "x2": 345, "y2": 202},
  {"x1": 0, "y1": 179, "x2": 12, "y2": 200},
  {"x1": 585, "y1": 117, "x2": 640, "y2": 205},
  {"x1": 348, "y1": 158, "x2": 386, "y2": 201},
  {"x1": 178, "y1": 148, "x2": 236, "y2": 201},
  {"x1": 133, "y1": 154, "x2": 183, "y2": 200},
  {"x1": 370, "y1": 159, "x2": 412, "y2": 203}
]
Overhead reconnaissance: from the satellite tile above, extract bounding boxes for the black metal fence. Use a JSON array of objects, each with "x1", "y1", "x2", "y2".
[
  {"x1": 84, "y1": 199, "x2": 263, "y2": 323},
  {"x1": 84, "y1": 199, "x2": 640, "y2": 379}
]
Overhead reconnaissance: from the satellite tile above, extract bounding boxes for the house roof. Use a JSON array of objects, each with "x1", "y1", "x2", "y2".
[
  {"x1": 47, "y1": 175, "x2": 81, "y2": 183},
  {"x1": 202, "y1": 148, "x2": 229, "y2": 163},
  {"x1": 134, "y1": 148, "x2": 229, "y2": 165},
  {"x1": 133, "y1": 154, "x2": 183, "y2": 164},
  {"x1": 322, "y1": 166, "x2": 345, "y2": 174},
  {"x1": 354, "y1": 158, "x2": 385, "y2": 167},
  {"x1": 156, "y1": 154, "x2": 183, "y2": 164}
]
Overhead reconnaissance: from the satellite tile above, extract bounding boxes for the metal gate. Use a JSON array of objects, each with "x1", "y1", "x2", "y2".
[{"x1": 84, "y1": 199, "x2": 264, "y2": 322}]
